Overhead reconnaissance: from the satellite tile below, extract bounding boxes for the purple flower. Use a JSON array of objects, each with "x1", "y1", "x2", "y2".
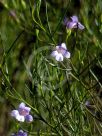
[
  {"x1": 11, "y1": 130, "x2": 27, "y2": 136},
  {"x1": 51, "y1": 43, "x2": 71, "y2": 61},
  {"x1": 11, "y1": 102, "x2": 33, "y2": 122},
  {"x1": 64, "y1": 15, "x2": 84, "y2": 30}
]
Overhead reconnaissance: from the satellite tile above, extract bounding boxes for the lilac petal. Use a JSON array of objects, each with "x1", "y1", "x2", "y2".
[
  {"x1": 11, "y1": 110, "x2": 25, "y2": 122},
  {"x1": 16, "y1": 114, "x2": 25, "y2": 122},
  {"x1": 24, "y1": 107, "x2": 31, "y2": 113},
  {"x1": 64, "y1": 51, "x2": 71, "y2": 59},
  {"x1": 11, "y1": 110, "x2": 19, "y2": 117},
  {"x1": 22, "y1": 132, "x2": 27, "y2": 136},
  {"x1": 71, "y1": 16, "x2": 78, "y2": 22},
  {"x1": 18, "y1": 130, "x2": 24, "y2": 133},
  {"x1": 18, "y1": 130, "x2": 27, "y2": 136},
  {"x1": 61, "y1": 43, "x2": 67, "y2": 50},
  {"x1": 19, "y1": 103, "x2": 25, "y2": 109},
  {"x1": 23, "y1": 132, "x2": 27, "y2": 136},
  {"x1": 67, "y1": 22, "x2": 77, "y2": 29},
  {"x1": 56, "y1": 53, "x2": 63, "y2": 61},
  {"x1": 25, "y1": 114, "x2": 33, "y2": 122},
  {"x1": 51, "y1": 51, "x2": 58, "y2": 57},
  {"x1": 78, "y1": 22, "x2": 85, "y2": 30}
]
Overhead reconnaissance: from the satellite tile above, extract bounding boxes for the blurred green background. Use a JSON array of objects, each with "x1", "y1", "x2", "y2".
[{"x1": 0, "y1": 0, "x2": 102, "y2": 135}]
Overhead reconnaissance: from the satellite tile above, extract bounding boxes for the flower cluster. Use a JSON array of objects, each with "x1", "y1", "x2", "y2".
[
  {"x1": 10, "y1": 15, "x2": 84, "y2": 135},
  {"x1": 11, "y1": 102, "x2": 33, "y2": 122},
  {"x1": 11, "y1": 130, "x2": 27, "y2": 136},
  {"x1": 51, "y1": 15, "x2": 84, "y2": 62}
]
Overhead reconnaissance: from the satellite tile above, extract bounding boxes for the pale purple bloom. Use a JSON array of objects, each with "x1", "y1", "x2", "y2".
[
  {"x1": 51, "y1": 43, "x2": 70, "y2": 61},
  {"x1": 64, "y1": 15, "x2": 84, "y2": 30},
  {"x1": 11, "y1": 102, "x2": 33, "y2": 122},
  {"x1": 11, "y1": 130, "x2": 27, "y2": 136}
]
